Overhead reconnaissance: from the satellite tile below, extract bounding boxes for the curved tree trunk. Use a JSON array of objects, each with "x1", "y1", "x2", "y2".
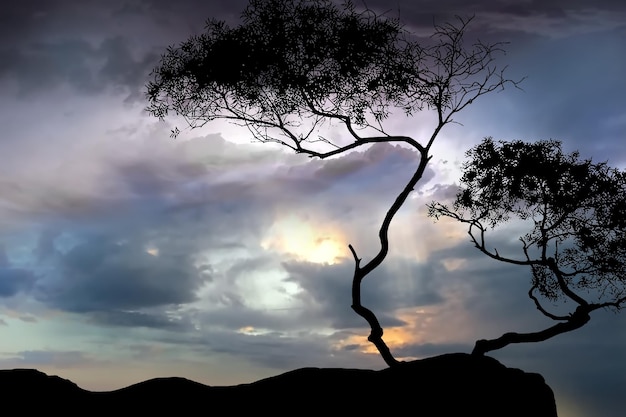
[
  {"x1": 348, "y1": 147, "x2": 431, "y2": 368},
  {"x1": 351, "y1": 301, "x2": 399, "y2": 367},
  {"x1": 472, "y1": 306, "x2": 591, "y2": 356}
]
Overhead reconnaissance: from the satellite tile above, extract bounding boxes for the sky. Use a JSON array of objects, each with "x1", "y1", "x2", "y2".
[{"x1": 0, "y1": 0, "x2": 625, "y2": 415}]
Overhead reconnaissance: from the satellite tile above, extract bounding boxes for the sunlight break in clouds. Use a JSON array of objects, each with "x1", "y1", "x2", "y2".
[{"x1": 261, "y1": 214, "x2": 348, "y2": 265}]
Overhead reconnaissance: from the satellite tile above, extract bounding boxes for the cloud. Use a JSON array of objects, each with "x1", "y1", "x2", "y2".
[
  {"x1": 2, "y1": 0, "x2": 624, "y2": 100},
  {"x1": 282, "y1": 258, "x2": 445, "y2": 330},
  {"x1": 34, "y1": 232, "x2": 211, "y2": 312},
  {"x1": 97, "y1": 36, "x2": 160, "y2": 102},
  {"x1": 0, "y1": 34, "x2": 158, "y2": 99},
  {"x1": 0, "y1": 245, "x2": 36, "y2": 298},
  {"x1": 478, "y1": 8, "x2": 626, "y2": 38},
  {"x1": 0, "y1": 122, "x2": 437, "y2": 333},
  {"x1": 0, "y1": 39, "x2": 98, "y2": 95},
  {"x1": 155, "y1": 325, "x2": 385, "y2": 371},
  {"x1": 0, "y1": 349, "x2": 103, "y2": 369},
  {"x1": 0, "y1": 0, "x2": 259, "y2": 99},
  {"x1": 87, "y1": 309, "x2": 190, "y2": 330},
  {"x1": 451, "y1": 26, "x2": 626, "y2": 168}
]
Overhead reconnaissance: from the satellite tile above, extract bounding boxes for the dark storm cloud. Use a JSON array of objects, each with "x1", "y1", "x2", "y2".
[
  {"x1": 0, "y1": 35, "x2": 159, "y2": 99},
  {"x1": 35, "y1": 233, "x2": 210, "y2": 312},
  {"x1": 3, "y1": 0, "x2": 623, "y2": 99},
  {"x1": 361, "y1": 0, "x2": 626, "y2": 41},
  {"x1": 0, "y1": 3, "x2": 158, "y2": 98},
  {"x1": 0, "y1": 266, "x2": 34, "y2": 298},
  {"x1": 0, "y1": 2, "x2": 69, "y2": 42},
  {"x1": 138, "y1": 0, "x2": 249, "y2": 22},
  {"x1": 97, "y1": 37, "x2": 160, "y2": 101},
  {"x1": 147, "y1": 0, "x2": 626, "y2": 32},
  {"x1": 0, "y1": 245, "x2": 36, "y2": 298},
  {"x1": 0, "y1": 0, "x2": 246, "y2": 98},
  {"x1": 0, "y1": 39, "x2": 98, "y2": 94}
]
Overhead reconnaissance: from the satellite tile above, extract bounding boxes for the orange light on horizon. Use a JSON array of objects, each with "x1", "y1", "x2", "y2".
[{"x1": 331, "y1": 308, "x2": 438, "y2": 361}]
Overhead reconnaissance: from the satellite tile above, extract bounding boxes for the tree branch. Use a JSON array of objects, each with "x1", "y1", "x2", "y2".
[
  {"x1": 472, "y1": 305, "x2": 591, "y2": 356},
  {"x1": 547, "y1": 258, "x2": 589, "y2": 306},
  {"x1": 528, "y1": 285, "x2": 570, "y2": 321}
]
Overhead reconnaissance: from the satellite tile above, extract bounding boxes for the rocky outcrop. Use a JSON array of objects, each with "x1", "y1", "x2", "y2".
[{"x1": 0, "y1": 353, "x2": 557, "y2": 416}]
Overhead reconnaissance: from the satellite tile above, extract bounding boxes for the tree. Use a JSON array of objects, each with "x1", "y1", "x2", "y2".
[
  {"x1": 428, "y1": 138, "x2": 626, "y2": 356},
  {"x1": 146, "y1": 0, "x2": 520, "y2": 367}
]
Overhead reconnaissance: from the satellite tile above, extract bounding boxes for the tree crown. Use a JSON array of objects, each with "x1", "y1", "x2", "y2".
[
  {"x1": 429, "y1": 138, "x2": 626, "y2": 306},
  {"x1": 146, "y1": 0, "x2": 513, "y2": 150}
]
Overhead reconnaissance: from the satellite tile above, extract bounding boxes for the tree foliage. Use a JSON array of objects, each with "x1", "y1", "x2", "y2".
[
  {"x1": 146, "y1": 0, "x2": 515, "y2": 147},
  {"x1": 148, "y1": 0, "x2": 413, "y2": 134},
  {"x1": 429, "y1": 138, "x2": 626, "y2": 355},
  {"x1": 146, "y1": 0, "x2": 519, "y2": 366}
]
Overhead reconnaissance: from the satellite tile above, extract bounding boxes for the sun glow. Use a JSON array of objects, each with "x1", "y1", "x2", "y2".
[
  {"x1": 331, "y1": 306, "x2": 468, "y2": 361},
  {"x1": 237, "y1": 326, "x2": 274, "y2": 336},
  {"x1": 145, "y1": 247, "x2": 159, "y2": 257},
  {"x1": 261, "y1": 214, "x2": 347, "y2": 264},
  {"x1": 332, "y1": 309, "x2": 434, "y2": 358}
]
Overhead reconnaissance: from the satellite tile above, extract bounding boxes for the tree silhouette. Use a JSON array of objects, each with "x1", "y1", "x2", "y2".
[
  {"x1": 429, "y1": 138, "x2": 626, "y2": 355},
  {"x1": 146, "y1": 0, "x2": 520, "y2": 367}
]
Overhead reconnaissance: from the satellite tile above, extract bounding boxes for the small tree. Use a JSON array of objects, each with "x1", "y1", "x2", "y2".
[
  {"x1": 146, "y1": 0, "x2": 519, "y2": 367},
  {"x1": 429, "y1": 138, "x2": 626, "y2": 355}
]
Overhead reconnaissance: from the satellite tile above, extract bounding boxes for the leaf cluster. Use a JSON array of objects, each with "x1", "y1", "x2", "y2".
[
  {"x1": 430, "y1": 138, "x2": 626, "y2": 306},
  {"x1": 147, "y1": 0, "x2": 413, "y2": 131}
]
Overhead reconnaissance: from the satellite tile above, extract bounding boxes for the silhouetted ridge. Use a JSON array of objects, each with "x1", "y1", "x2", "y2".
[
  {"x1": 0, "y1": 354, "x2": 557, "y2": 416},
  {"x1": 0, "y1": 368, "x2": 85, "y2": 395}
]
